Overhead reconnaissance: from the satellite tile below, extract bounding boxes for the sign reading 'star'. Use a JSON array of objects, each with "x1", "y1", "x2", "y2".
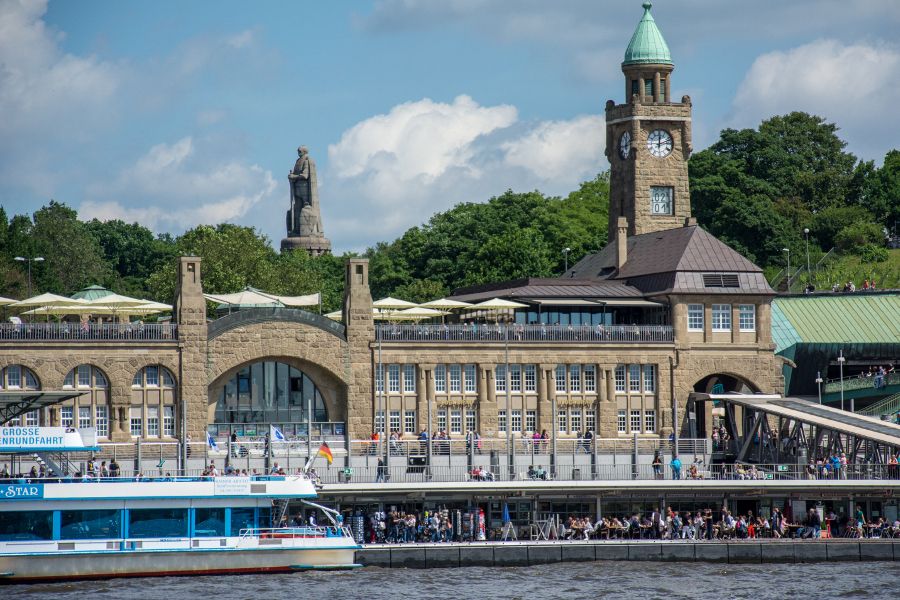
[{"x1": 0, "y1": 484, "x2": 44, "y2": 499}]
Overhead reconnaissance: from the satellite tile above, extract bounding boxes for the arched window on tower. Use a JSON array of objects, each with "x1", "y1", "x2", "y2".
[
  {"x1": 62, "y1": 365, "x2": 109, "y2": 437},
  {"x1": 132, "y1": 365, "x2": 177, "y2": 438},
  {"x1": 0, "y1": 365, "x2": 41, "y2": 426}
]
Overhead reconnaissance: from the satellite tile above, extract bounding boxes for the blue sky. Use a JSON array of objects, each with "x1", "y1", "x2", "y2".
[{"x1": 2, "y1": 0, "x2": 899, "y2": 252}]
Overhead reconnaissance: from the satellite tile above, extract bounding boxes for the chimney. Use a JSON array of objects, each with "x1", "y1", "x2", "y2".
[
  {"x1": 685, "y1": 217, "x2": 697, "y2": 227},
  {"x1": 616, "y1": 217, "x2": 628, "y2": 269}
]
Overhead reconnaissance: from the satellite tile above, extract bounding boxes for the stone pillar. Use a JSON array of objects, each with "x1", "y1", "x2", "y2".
[
  {"x1": 598, "y1": 368, "x2": 617, "y2": 439},
  {"x1": 653, "y1": 72, "x2": 661, "y2": 103},
  {"x1": 672, "y1": 301, "x2": 687, "y2": 346},
  {"x1": 757, "y1": 302, "x2": 773, "y2": 347},
  {"x1": 417, "y1": 364, "x2": 433, "y2": 433},
  {"x1": 703, "y1": 303, "x2": 712, "y2": 342},
  {"x1": 176, "y1": 256, "x2": 208, "y2": 444},
  {"x1": 343, "y1": 259, "x2": 374, "y2": 439},
  {"x1": 482, "y1": 364, "x2": 497, "y2": 437},
  {"x1": 538, "y1": 364, "x2": 554, "y2": 435}
]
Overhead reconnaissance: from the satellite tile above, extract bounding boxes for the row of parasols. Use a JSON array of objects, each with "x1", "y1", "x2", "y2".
[
  {"x1": 324, "y1": 296, "x2": 529, "y2": 322},
  {"x1": 0, "y1": 291, "x2": 171, "y2": 317}
]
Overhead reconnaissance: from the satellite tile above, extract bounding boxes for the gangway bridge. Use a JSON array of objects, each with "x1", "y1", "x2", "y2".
[{"x1": 689, "y1": 392, "x2": 900, "y2": 465}]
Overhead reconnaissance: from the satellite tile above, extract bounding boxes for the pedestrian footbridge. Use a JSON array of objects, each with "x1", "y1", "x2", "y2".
[{"x1": 690, "y1": 392, "x2": 900, "y2": 464}]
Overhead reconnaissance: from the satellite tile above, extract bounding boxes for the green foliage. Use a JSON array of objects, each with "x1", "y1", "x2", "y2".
[
  {"x1": 859, "y1": 244, "x2": 889, "y2": 263},
  {"x1": 834, "y1": 221, "x2": 884, "y2": 252}
]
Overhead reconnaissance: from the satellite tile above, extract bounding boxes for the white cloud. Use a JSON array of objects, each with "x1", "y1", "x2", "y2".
[
  {"x1": 80, "y1": 137, "x2": 277, "y2": 231},
  {"x1": 323, "y1": 96, "x2": 606, "y2": 249},
  {"x1": 730, "y1": 39, "x2": 900, "y2": 159}
]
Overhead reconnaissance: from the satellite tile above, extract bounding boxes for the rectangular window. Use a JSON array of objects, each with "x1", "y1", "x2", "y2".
[
  {"x1": 374, "y1": 411, "x2": 385, "y2": 434},
  {"x1": 449, "y1": 365, "x2": 462, "y2": 393},
  {"x1": 629, "y1": 364, "x2": 641, "y2": 392},
  {"x1": 404, "y1": 410, "x2": 416, "y2": 434},
  {"x1": 389, "y1": 410, "x2": 401, "y2": 433},
  {"x1": 388, "y1": 365, "x2": 400, "y2": 393},
  {"x1": 645, "y1": 410, "x2": 656, "y2": 433},
  {"x1": 437, "y1": 409, "x2": 447, "y2": 432},
  {"x1": 129, "y1": 406, "x2": 142, "y2": 437},
  {"x1": 618, "y1": 410, "x2": 627, "y2": 433},
  {"x1": 615, "y1": 365, "x2": 626, "y2": 393},
  {"x1": 77, "y1": 365, "x2": 91, "y2": 388},
  {"x1": 465, "y1": 409, "x2": 477, "y2": 433},
  {"x1": 524, "y1": 365, "x2": 536, "y2": 392},
  {"x1": 643, "y1": 365, "x2": 656, "y2": 393},
  {"x1": 584, "y1": 365, "x2": 596, "y2": 393},
  {"x1": 525, "y1": 410, "x2": 536, "y2": 432},
  {"x1": 644, "y1": 78, "x2": 653, "y2": 97},
  {"x1": 6, "y1": 365, "x2": 21, "y2": 388},
  {"x1": 585, "y1": 410, "x2": 596, "y2": 433},
  {"x1": 78, "y1": 406, "x2": 91, "y2": 429},
  {"x1": 403, "y1": 364, "x2": 416, "y2": 393},
  {"x1": 145, "y1": 366, "x2": 159, "y2": 387},
  {"x1": 128, "y1": 508, "x2": 188, "y2": 539},
  {"x1": 555, "y1": 365, "x2": 566, "y2": 393},
  {"x1": 464, "y1": 364, "x2": 477, "y2": 393},
  {"x1": 659, "y1": 78, "x2": 666, "y2": 102},
  {"x1": 511, "y1": 410, "x2": 522, "y2": 432},
  {"x1": 162, "y1": 406, "x2": 173, "y2": 437},
  {"x1": 739, "y1": 304, "x2": 756, "y2": 332},
  {"x1": 687, "y1": 304, "x2": 704, "y2": 331},
  {"x1": 498, "y1": 410, "x2": 507, "y2": 433},
  {"x1": 450, "y1": 409, "x2": 462, "y2": 434},
  {"x1": 569, "y1": 365, "x2": 581, "y2": 393},
  {"x1": 61, "y1": 406, "x2": 74, "y2": 428},
  {"x1": 60, "y1": 508, "x2": 122, "y2": 540},
  {"x1": 510, "y1": 365, "x2": 522, "y2": 393},
  {"x1": 495, "y1": 365, "x2": 506, "y2": 392},
  {"x1": 24, "y1": 410, "x2": 38, "y2": 427},
  {"x1": 712, "y1": 304, "x2": 732, "y2": 331},
  {"x1": 631, "y1": 79, "x2": 639, "y2": 97},
  {"x1": 558, "y1": 410, "x2": 567, "y2": 433},
  {"x1": 435, "y1": 365, "x2": 447, "y2": 393},
  {"x1": 147, "y1": 406, "x2": 159, "y2": 437},
  {"x1": 375, "y1": 365, "x2": 384, "y2": 393},
  {"x1": 570, "y1": 409, "x2": 582, "y2": 433},
  {"x1": 630, "y1": 409, "x2": 641, "y2": 433}
]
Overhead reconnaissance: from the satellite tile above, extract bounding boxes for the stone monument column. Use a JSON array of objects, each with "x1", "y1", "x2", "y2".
[
  {"x1": 176, "y1": 256, "x2": 208, "y2": 444},
  {"x1": 343, "y1": 259, "x2": 374, "y2": 439},
  {"x1": 281, "y1": 146, "x2": 332, "y2": 256}
]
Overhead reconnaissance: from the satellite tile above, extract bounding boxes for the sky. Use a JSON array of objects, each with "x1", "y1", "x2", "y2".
[{"x1": 2, "y1": 0, "x2": 900, "y2": 252}]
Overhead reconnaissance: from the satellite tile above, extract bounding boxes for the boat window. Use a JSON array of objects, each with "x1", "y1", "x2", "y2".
[
  {"x1": 128, "y1": 508, "x2": 188, "y2": 538},
  {"x1": 60, "y1": 509, "x2": 121, "y2": 540},
  {"x1": 0, "y1": 511, "x2": 53, "y2": 540},
  {"x1": 194, "y1": 507, "x2": 226, "y2": 537},
  {"x1": 230, "y1": 507, "x2": 256, "y2": 536}
]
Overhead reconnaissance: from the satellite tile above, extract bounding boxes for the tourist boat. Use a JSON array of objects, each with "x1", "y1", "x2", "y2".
[{"x1": 0, "y1": 475, "x2": 359, "y2": 582}]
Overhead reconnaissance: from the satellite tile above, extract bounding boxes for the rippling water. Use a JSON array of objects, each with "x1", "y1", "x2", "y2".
[{"x1": 12, "y1": 562, "x2": 900, "y2": 600}]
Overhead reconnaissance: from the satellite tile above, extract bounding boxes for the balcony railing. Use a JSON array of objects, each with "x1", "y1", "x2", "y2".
[
  {"x1": 0, "y1": 322, "x2": 178, "y2": 342},
  {"x1": 377, "y1": 323, "x2": 673, "y2": 343},
  {"x1": 824, "y1": 372, "x2": 900, "y2": 394}
]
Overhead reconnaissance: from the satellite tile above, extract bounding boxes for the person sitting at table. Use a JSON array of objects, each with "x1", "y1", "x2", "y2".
[{"x1": 527, "y1": 465, "x2": 537, "y2": 480}]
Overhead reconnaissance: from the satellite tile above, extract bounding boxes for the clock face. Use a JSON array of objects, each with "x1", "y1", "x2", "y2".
[
  {"x1": 619, "y1": 131, "x2": 631, "y2": 159},
  {"x1": 650, "y1": 186, "x2": 673, "y2": 215},
  {"x1": 647, "y1": 129, "x2": 673, "y2": 158}
]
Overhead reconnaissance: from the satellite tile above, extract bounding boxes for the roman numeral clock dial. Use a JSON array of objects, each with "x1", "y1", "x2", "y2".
[{"x1": 647, "y1": 129, "x2": 673, "y2": 158}]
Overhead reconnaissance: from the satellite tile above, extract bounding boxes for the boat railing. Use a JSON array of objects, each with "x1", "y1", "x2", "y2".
[{"x1": 239, "y1": 526, "x2": 352, "y2": 540}]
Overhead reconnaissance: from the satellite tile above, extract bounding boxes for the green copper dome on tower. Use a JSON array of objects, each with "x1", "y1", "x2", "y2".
[{"x1": 623, "y1": 2, "x2": 672, "y2": 66}]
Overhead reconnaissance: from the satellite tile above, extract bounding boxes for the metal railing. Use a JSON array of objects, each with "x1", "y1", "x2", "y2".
[
  {"x1": 824, "y1": 372, "x2": 900, "y2": 394},
  {"x1": 858, "y1": 392, "x2": 900, "y2": 418},
  {"x1": 0, "y1": 322, "x2": 177, "y2": 341},
  {"x1": 377, "y1": 323, "x2": 673, "y2": 343}
]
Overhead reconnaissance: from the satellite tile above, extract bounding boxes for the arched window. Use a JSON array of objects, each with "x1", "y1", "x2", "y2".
[
  {"x1": 0, "y1": 365, "x2": 41, "y2": 426},
  {"x1": 61, "y1": 365, "x2": 110, "y2": 437},
  {"x1": 214, "y1": 361, "x2": 327, "y2": 436},
  {"x1": 131, "y1": 365, "x2": 177, "y2": 438}
]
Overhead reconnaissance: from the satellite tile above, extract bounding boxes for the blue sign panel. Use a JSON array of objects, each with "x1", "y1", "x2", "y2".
[{"x1": 0, "y1": 484, "x2": 44, "y2": 500}]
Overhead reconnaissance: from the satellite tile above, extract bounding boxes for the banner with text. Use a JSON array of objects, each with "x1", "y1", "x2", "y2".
[{"x1": 0, "y1": 426, "x2": 99, "y2": 452}]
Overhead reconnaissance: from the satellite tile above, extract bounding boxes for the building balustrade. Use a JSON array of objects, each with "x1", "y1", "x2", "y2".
[
  {"x1": 0, "y1": 322, "x2": 178, "y2": 342},
  {"x1": 376, "y1": 323, "x2": 674, "y2": 343},
  {"x1": 823, "y1": 371, "x2": 900, "y2": 394}
]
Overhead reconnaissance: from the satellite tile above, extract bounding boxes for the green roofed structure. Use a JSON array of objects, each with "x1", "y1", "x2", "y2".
[
  {"x1": 623, "y1": 2, "x2": 672, "y2": 66},
  {"x1": 772, "y1": 292, "x2": 900, "y2": 402}
]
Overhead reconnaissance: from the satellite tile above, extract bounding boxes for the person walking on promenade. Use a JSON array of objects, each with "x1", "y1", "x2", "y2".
[
  {"x1": 652, "y1": 451, "x2": 663, "y2": 479},
  {"x1": 671, "y1": 454, "x2": 682, "y2": 480},
  {"x1": 375, "y1": 457, "x2": 386, "y2": 483}
]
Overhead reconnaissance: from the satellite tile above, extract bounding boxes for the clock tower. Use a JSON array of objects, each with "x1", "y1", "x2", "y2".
[{"x1": 605, "y1": 2, "x2": 692, "y2": 242}]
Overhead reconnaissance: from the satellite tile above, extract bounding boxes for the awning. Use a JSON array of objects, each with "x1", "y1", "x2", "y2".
[
  {"x1": 0, "y1": 391, "x2": 85, "y2": 424},
  {"x1": 519, "y1": 299, "x2": 604, "y2": 306},
  {"x1": 597, "y1": 299, "x2": 665, "y2": 307}
]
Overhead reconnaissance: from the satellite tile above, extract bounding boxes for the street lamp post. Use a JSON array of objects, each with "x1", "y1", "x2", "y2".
[
  {"x1": 803, "y1": 228, "x2": 811, "y2": 279},
  {"x1": 837, "y1": 349, "x2": 846, "y2": 412},
  {"x1": 815, "y1": 371, "x2": 823, "y2": 405},
  {"x1": 563, "y1": 247, "x2": 571, "y2": 273},
  {"x1": 14, "y1": 256, "x2": 44, "y2": 296},
  {"x1": 782, "y1": 248, "x2": 791, "y2": 293}
]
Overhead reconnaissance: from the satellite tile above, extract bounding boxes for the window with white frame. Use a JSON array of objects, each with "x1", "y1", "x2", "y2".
[
  {"x1": 644, "y1": 409, "x2": 656, "y2": 433},
  {"x1": 495, "y1": 365, "x2": 507, "y2": 392},
  {"x1": 449, "y1": 365, "x2": 462, "y2": 392},
  {"x1": 24, "y1": 410, "x2": 38, "y2": 427},
  {"x1": 643, "y1": 365, "x2": 656, "y2": 393},
  {"x1": 403, "y1": 364, "x2": 416, "y2": 393},
  {"x1": 510, "y1": 365, "x2": 522, "y2": 392},
  {"x1": 388, "y1": 365, "x2": 400, "y2": 393},
  {"x1": 77, "y1": 364, "x2": 91, "y2": 388},
  {"x1": 130, "y1": 406, "x2": 143, "y2": 437},
  {"x1": 61, "y1": 406, "x2": 73, "y2": 428},
  {"x1": 375, "y1": 365, "x2": 384, "y2": 393},
  {"x1": 584, "y1": 365, "x2": 596, "y2": 392},
  {"x1": 525, "y1": 410, "x2": 536, "y2": 432},
  {"x1": 435, "y1": 365, "x2": 447, "y2": 393},
  {"x1": 524, "y1": 365, "x2": 536, "y2": 392},
  {"x1": 374, "y1": 410, "x2": 385, "y2": 434},
  {"x1": 450, "y1": 409, "x2": 462, "y2": 434},
  {"x1": 738, "y1": 304, "x2": 756, "y2": 331},
  {"x1": 569, "y1": 365, "x2": 581, "y2": 393},
  {"x1": 131, "y1": 366, "x2": 175, "y2": 439},
  {"x1": 617, "y1": 410, "x2": 627, "y2": 433},
  {"x1": 712, "y1": 304, "x2": 732, "y2": 331},
  {"x1": 147, "y1": 406, "x2": 160, "y2": 437},
  {"x1": 145, "y1": 365, "x2": 159, "y2": 387},
  {"x1": 555, "y1": 365, "x2": 566, "y2": 393},
  {"x1": 389, "y1": 410, "x2": 401, "y2": 433},
  {"x1": 404, "y1": 410, "x2": 416, "y2": 434},
  {"x1": 466, "y1": 409, "x2": 477, "y2": 433},
  {"x1": 558, "y1": 410, "x2": 567, "y2": 433},
  {"x1": 511, "y1": 410, "x2": 522, "y2": 432},
  {"x1": 464, "y1": 364, "x2": 477, "y2": 393},
  {"x1": 630, "y1": 409, "x2": 641, "y2": 433},
  {"x1": 585, "y1": 410, "x2": 596, "y2": 433},
  {"x1": 162, "y1": 406, "x2": 174, "y2": 437},
  {"x1": 629, "y1": 364, "x2": 641, "y2": 392},
  {"x1": 78, "y1": 406, "x2": 91, "y2": 429},
  {"x1": 615, "y1": 365, "x2": 626, "y2": 392},
  {"x1": 437, "y1": 409, "x2": 447, "y2": 432},
  {"x1": 570, "y1": 408, "x2": 582, "y2": 433},
  {"x1": 96, "y1": 405, "x2": 109, "y2": 437},
  {"x1": 687, "y1": 304, "x2": 704, "y2": 331},
  {"x1": 498, "y1": 410, "x2": 507, "y2": 432},
  {"x1": 6, "y1": 365, "x2": 21, "y2": 389}
]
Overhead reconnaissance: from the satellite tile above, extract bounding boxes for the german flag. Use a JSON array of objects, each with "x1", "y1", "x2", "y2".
[{"x1": 317, "y1": 442, "x2": 333, "y2": 465}]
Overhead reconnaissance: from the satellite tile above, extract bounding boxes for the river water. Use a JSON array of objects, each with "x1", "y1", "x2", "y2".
[{"x1": 12, "y1": 561, "x2": 900, "y2": 600}]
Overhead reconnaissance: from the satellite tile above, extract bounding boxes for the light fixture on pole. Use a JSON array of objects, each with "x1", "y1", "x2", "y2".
[
  {"x1": 803, "y1": 228, "x2": 811, "y2": 278},
  {"x1": 815, "y1": 371, "x2": 823, "y2": 405},
  {"x1": 782, "y1": 248, "x2": 791, "y2": 294},
  {"x1": 837, "y1": 349, "x2": 846, "y2": 412},
  {"x1": 14, "y1": 256, "x2": 44, "y2": 297},
  {"x1": 563, "y1": 247, "x2": 571, "y2": 273}
]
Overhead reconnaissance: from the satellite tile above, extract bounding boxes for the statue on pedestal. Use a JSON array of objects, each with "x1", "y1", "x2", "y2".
[{"x1": 281, "y1": 146, "x2": 331, "y2": 256}]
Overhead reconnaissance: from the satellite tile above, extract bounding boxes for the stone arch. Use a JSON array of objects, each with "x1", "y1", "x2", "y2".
[
  {"x1": 0, "y1": 363, "x2": 42, "y2": 389},
  {"x1": 692, "y1": 372, "x2": 761, "y2": 394}
]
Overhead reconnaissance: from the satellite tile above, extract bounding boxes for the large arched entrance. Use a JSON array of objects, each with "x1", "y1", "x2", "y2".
[{"x1": 691, "y1": 373, "x2": 761, "y2": 439}]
